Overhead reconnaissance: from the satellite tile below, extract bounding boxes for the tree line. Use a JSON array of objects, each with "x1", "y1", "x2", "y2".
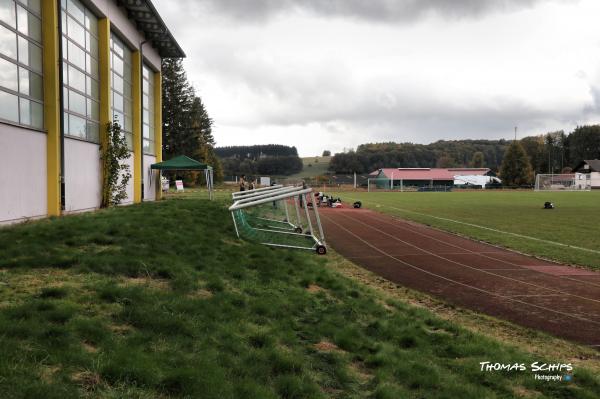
[
  {"x1": 329, "y1": 139, "x2": 510, "y2": 174},
  {"x1": 162, "y1": 58, "x2": 223, "y2": 182},
  {"x1": 215, "y1": 145, "x2": 303, "y2": 176},
  {"x1": 329, "y1": 125, "x2": 600, "y2": 186}
]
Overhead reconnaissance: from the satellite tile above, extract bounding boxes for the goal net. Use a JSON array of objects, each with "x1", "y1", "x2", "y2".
[
  {"x1": 229, "y1": 185, "x2": 327, "y2": 254},
  {"x1": 534, "y1": 173, "x2": 591, "y2": 191}
]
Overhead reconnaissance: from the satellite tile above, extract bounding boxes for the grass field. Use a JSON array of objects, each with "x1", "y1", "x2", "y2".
[
  {"x1": 287, "y1": 156, "x2": 332, "y2": 179},
  {"x1": 0, "y1": 196, "x2": 599, "y2": 397},
  {"x1": 333, "y1": 190, "x2": 600, "y2": 270}
]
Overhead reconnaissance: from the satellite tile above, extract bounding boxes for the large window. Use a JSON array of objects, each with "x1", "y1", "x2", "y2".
[
  {"x1": 61, "y1": 0, "x2": 99, "y2": 142},
  {"x1": 110, "y1": 34, "x2": 132, "y2": 149},
  {"x1": 142, "y1": 64, "x2": 154, "y2": 154},
  {"x1": 0, "y1": 0, "x2": 43, "y2": 129}
]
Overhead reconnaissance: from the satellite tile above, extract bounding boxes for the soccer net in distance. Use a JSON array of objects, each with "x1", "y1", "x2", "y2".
[{"x1": 534, "y1": 173, "x2": 591, "y2": 191}]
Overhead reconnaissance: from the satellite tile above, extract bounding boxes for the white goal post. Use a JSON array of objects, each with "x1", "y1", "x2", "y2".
[{"x1": 534, "y1": 173, "x2": 591, "y2": 191}]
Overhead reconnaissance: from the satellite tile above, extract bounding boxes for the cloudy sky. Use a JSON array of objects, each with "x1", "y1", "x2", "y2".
[{"x1": 153, "y1": 0, "x2": 600, "y2": 156}]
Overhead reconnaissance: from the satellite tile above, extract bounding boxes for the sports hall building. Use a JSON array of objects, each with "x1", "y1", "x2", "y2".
[{"x1": 0, "y1": 0, "x2": 184, "y2": 224}]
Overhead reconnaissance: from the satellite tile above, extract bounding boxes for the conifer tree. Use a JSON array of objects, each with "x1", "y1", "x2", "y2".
[{"x1": 500, "y1": 141, "x2": 534, "y2": 186}]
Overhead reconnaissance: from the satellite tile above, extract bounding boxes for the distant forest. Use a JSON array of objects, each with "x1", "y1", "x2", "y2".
[
  {"x1": 329, "y1": 139, "x2": 510, "y2": 174},
  {"x1": 329, "y1": 125, "x2": 600, "y2": 175},
  {"x1": 215, "y1": 145, "x2": 303, "y2": 176}
]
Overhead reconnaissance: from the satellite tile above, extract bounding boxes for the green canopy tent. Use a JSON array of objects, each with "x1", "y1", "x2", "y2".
[{"x1": 150, "y1": 155, "x2": 214, "y2": 200}]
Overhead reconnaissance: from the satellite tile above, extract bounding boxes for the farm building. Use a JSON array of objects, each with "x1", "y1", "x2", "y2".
[
  {"x1": 0, "y1": 0, "x2": 184, "y2": 224},
  {"x1": 573, "y1": 160, "x2": 600, "y2": 189},
  {"x1": 369, "y1": 168, "x2": 495, "y2": 189}
]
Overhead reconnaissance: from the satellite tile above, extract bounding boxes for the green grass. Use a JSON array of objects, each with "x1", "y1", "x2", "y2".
[
  {"x1": 333, "y1": 190, "x2": 600, "y2": 270},
  {"x1": 287, "y1": 156, "x2": 332, "y2": 179},
  {"x1": 0, "y1": 197, "x2": 598, "y2": 397}
]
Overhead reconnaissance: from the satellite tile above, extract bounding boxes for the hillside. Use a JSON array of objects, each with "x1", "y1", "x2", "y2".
[
  {"x1": 0, "y1": 196, "x2": 598, "y2": 397},
  {"x1": 286, "y1": 156, "x2": 332, "y2": 179}
]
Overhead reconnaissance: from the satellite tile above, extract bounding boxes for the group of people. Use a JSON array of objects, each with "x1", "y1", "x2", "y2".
[{"x1": 238, "y1": 175, "x2": 257, "y2": 192}]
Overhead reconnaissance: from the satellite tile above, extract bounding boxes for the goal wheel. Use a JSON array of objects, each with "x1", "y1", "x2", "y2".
[
  {"x1": 294, "y1": 227, "x2": 303, "y2": 233},
  {"x1": 316, "y1": 245, "x2": 327, "y2": 255},
  {"x1": 353, "y1": 201, "x2": 362, "y2": 209}
]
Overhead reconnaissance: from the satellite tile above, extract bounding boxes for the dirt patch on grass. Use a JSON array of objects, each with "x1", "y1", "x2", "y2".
[
  {"x1": 314, "y1": 340, "x2": 343, "y2": 353},
  {"x1": 82, "y1": 342, "x2": 98, "y2": 353},
  {"x1": 187, "y1": 288, "x2": 213, "y2": 299},
  {"x1": 349, "y1": 361, "x2": 373, "y2": 383},
  {"x1": 109, "y1": 323, "x2": 134, "y2": 335},
  {"x1": 326, "y1": 251, "x2": 600, "y2": 374},
  {"x1": 71, "y1": 370, "x2": 101, "y2": 391},
  {"x1": 40, "y1": 365, "x2": 61, "y2": 383},
  {"x1": 306, "y1": 284, "x2": 324, "y2": 293},
  {"x1": 120, "y1": 276, "x2": 170, "y2": 290}
]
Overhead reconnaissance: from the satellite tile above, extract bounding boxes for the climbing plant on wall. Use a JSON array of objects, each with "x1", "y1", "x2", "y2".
[{"x1": 100, "y1": 120, "x2": 131, "y2": 207}]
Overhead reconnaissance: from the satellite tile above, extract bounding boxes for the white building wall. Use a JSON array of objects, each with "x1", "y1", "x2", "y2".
[
  {"x1": 0, "y1": 126, "x2": 47, "y2": 224},
  {"x1": 143, "y1": 154, "x2": 157, "y2": 201},
  {"x1": 591, "y1": 172, "x2": 600, "y2": 189},
  {"x1": 64, "y1": 138, "x2": 102, "y2": 213}
]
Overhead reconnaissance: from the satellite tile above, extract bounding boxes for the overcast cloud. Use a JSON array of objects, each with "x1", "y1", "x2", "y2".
[{"x1": 153, "y1": 0, "x2": 600, "y2": 156}]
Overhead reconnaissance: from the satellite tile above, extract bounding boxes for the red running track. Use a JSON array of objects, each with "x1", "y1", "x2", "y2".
[{"x1": 319, "y1": 207, "x2": 600, "y2": 347}]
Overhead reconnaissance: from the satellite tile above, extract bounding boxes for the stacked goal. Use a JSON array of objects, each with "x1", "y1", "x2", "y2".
[{"x1": 534, "y1": 173, "x2": 591, "y2": 191}]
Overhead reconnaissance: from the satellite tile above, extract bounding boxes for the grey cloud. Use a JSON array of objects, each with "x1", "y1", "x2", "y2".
[{"x1": 183, "y1": 0, "x2": 550, "y2": 23}]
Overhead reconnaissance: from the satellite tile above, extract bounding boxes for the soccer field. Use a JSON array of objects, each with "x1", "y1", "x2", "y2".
[{"x1": 332, "y1": 190, "x2": 600, "y2": 270}]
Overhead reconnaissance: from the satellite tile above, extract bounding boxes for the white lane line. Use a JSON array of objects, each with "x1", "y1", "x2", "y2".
[
  {"x1": 321, "y1": 213, "x2": 600, "y2": 328},
  {"x1": 348, "y1": 204, "x2": 600, "y2": 290},
  {"x1": 341, "y1": 195, "x2": 600, "y2": 255},
  {"x1": 334, "y1": 211, "x2": 600, "y2": 306}
]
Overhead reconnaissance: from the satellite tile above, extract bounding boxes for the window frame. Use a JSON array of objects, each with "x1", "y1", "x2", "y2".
[{"x1": 0, "y1": 0, "x2": 44, "y2": 131}]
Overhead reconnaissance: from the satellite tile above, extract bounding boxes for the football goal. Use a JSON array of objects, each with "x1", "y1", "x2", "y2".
[
  {"x1": 534, "y1": 173, "x2": 591, "y2": 191},
  {"x1": 229, "y1": 185, "x2": 327, "y2": 254}
]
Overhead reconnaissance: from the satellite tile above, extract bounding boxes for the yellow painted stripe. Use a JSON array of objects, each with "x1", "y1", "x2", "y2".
[
  {"x1": 132, "y1": 51, "x2": 142, "y2": 203},
  {"x1": 98, "y1": 18, "x2": 111, "y2": 207},
  {"x1": 42, "y1": 0, "x2": 61, "y2": 216},
  {"x1": 154, "y1": 71, "x2": 162, "y2": 199}
]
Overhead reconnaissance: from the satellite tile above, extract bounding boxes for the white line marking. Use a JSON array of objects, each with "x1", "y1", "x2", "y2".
[
  {"x1": 342, "y1": 195, "x2": 600, "y2": 255},
  {"x1": 321, "y1": 214, "x2": 600, "y2": 328},
  {"x1": 333, "y1": 211, "x2": 600, "y2": 306}
]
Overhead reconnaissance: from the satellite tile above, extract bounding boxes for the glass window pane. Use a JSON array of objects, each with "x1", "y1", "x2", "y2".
[
  {"x1": 84, "y1": 12, "x2": 97, "y2": 33},
  {"x1": 0, "y1": 56, "x2": 18, "y2": 91},
  {"x1": 143, "y1": 138, "x2": 150, "y2": 153},
  {"x1": 68, "y1": 88, "x2": 85, "y2": 115},
  {"x1": 16, "y1": 6, "x2": 40, "y2": 42},
  {"x1": 112, "y1": 55, "x2": 123, "y2": 75},
  {"x1": 143, "y1": 109, "x2": 149, "y2": 123},
  {"x1": 67, "y1": 64, "x2": 85, "y2": 92},
  {"x1": 0, "y1": 24, "x2": 17, "y2": 59},
  {"x1": 68, "y1": 112, "x2": 86, "y2": 138},
  {"x1": 112, "y1": 73, "x2": 122, "y2": 93},
  {"x1": 18, "y1": 95, "x2": 29, "y2": 123},
  {"x1": 88, "y1": 55, "x2": 97, "y2": 77},
  {"x1": 123, "y1": 80, "x2": 131, "y2": 98},
  {"x1": 67, "y1": 15, "x2": 84, "y2": 46},
  {"x1": 30, "y1": 98, "x2": 41, "y2": 128},
  {"x1": 124, "y1": 115, "x2": 132, "y2": 131},
  {"x1": 87, "y1": 98, "x2": 98, "y2": 120},
  {"x1": 67, "y1": 0, "x2": 84, "y2": 22},
  {"x1": 143, "y1": 123, "x2": 149, "y2": 139},
  {"x1": 67, "y1": 40, "x2": 85, "y2": 69},
  {"x1": 18, "y1": 36, "x2": 42, "y2": 71},
  {"x1": 0, "y1": 89, "x2": 19, "y2": 122},
  {"x1": 112, "y1": 92, "x2": 122, "y2": 111},
  {"x1": 18, "y1": 68, "x2": 41, "y2": 100},
  {"x1": 0, "y1": 0, "x2": 16, "y2": 28},
  {"x1": 88, "y1": 77, "x2": 98, "y2": 99},
  {"x1": 86, "y1": 121, "x2": 98, "y2": 142},
  {"x1": 123, "y1": 98, "x2": 131, "y2": 115},
  {"x1": 18, "y1": 0, "x2": 40, "y2": 14}
]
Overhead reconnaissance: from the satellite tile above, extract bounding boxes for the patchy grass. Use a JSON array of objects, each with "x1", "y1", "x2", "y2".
[
  {"x1": 333, "y1": 190, "x2": 600, "y2": 270},
  {"x1": 0, "y1": 197, "x2": 598, "y2": 397}
]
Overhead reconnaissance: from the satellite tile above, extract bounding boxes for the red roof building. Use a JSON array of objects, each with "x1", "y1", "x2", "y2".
[{"x1": 370, "y1": 168, "x2": 491, "y2": 181}]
